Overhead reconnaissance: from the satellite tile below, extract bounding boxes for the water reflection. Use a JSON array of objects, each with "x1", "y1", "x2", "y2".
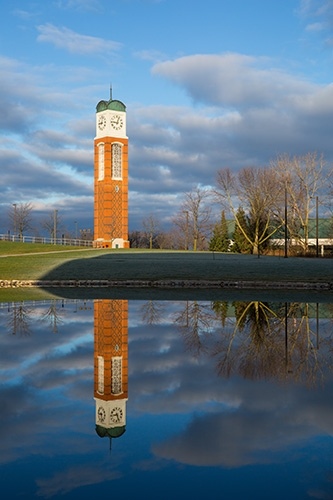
[
  {"x1": 94, "y1": 300, "x2": 128, "y2": 444},
  {"x1": 1, "y1": 298, "x2": 333, "y2": 499}
]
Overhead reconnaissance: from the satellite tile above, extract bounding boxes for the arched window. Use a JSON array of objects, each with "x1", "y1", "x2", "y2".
[
  {"x1": 98, "y1": 143, "x2": 105, "y2": 180},
  {"x1": 111, "y1": 356, "x2": 122, "y2": 394},
  {"x1": 97, "y1": 355, "x2": 104, "y2": 394},
  {"x1": 112, "y1": 143, "x2": 122, "y2": 179}
]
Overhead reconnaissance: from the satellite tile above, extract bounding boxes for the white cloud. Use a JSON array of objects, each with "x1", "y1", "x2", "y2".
[
  {"x1": 37, "y1": 23, "x2": 122, "y2": 55},
  {"x1": 152, "y1": 53, "x2": 315, "y2": 108}
]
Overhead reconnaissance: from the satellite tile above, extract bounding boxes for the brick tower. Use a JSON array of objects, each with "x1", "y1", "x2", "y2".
[
  {"x1": 94, "y1": 95, "x2": 129, "y2": 248},
  {"x1": 94, "y1": 299, "x2": 128, "y2": 442}
]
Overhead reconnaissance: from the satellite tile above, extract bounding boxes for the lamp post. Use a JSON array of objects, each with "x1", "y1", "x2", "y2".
[{"x1": 75, "y1": 221, "x2": 78, "y2": 240}]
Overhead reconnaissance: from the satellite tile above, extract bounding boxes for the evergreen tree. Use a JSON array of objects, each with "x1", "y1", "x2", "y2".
[
  {"x1": 220, "y1": 210, "x2": 230, "y2": 251},
  {"x1": 209, "y1": 210, "x2": 230, "y2": 252},
  {"x1": 212, "y1": 300, "x2": 229, "y2": 327},
  {"x1": 231, "y1": 207, "x2": 252, "y2": 253}
]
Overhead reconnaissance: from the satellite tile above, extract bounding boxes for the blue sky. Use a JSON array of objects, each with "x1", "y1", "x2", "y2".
[{"x1": 1, "y1": 0, "x2": 333, "y2": 236}]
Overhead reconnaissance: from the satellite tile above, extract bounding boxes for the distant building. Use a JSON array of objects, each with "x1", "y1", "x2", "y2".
[{"x1": 271, "y1": 218, "x2": 333, "y2": 255}]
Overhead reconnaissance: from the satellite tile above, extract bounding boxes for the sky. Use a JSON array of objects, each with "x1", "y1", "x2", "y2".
[{"x1": 1, "y1": 0, "x2": 333, "y2": 237}]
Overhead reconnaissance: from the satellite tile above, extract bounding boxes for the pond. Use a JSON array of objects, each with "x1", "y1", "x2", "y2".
[{"x1": 1, "y1": 296, "x2": 333, "y2": 499}]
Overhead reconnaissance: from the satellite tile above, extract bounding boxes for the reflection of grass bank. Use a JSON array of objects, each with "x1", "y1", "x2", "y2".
[
  {"x1": 0, "y1": 288, "x2": 59, "y2": 303},
  {"x1": 1, "y1": 285, "x2": 332, "y2": 306},
  {"x1": 0, "y1": 244, "x2": 332, "y2": 303}
]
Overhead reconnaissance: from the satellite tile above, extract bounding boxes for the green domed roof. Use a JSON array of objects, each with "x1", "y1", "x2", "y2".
[
  {"x1": 96, "y1": 99, "x2": 126, "y2": 113},
  {"x1": 95, "y1": 424, "x2": 126, "y2": 439}
]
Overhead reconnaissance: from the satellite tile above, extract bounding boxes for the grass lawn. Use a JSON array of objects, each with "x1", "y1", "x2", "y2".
[
  {"x1": 0, "y1": 242, "x2": 332, "y2": 303},
  {"x1": 0, "y1": 242, "x2": 332, "y2": 283},
  {"x1": 0, "y1": 241, "x2": 90, "y2": 254}
]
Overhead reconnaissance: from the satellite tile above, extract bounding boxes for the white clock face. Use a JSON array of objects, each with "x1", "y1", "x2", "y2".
[
  {"x1": 110, "y1": 407, "x2": 123, "y2": 424},
  {"x1": 97, "y1": 406, "x2": 106, "y2": 422},
  {"x1": 98, "y1": 114, "x2": 107, "y2": 130},
  {"x1": 110, "y1": 114, "x2": 123, "y2": 131}
]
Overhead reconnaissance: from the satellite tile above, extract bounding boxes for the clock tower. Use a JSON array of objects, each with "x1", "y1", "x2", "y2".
[
  {"x1": 94, "y1": 95, "x2": 129, "y2": 248},
  {"x1": 94, "y1": 299, "x2": 128, "y2": 442}
]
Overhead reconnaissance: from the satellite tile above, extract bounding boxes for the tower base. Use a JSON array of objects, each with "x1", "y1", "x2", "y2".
[{"x1": 93, "y1": 238, "x2": 130, "y2": 249}]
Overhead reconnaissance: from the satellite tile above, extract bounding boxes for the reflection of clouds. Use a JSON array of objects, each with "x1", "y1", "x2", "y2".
[
  {"x1": 0, "y1": 301, "x2": 94, "y2": 465},
  {"x1": 152, "y1": 393, "x2": 333, "y2": 468},
  {"x1": 129, "y1": 322, "x2": 243, "y2": 414},
  {"x1": 36, "y1": 463, "x2": 122, "y2": 498},
  {"x1": 150, "y1": 378, "x2": 333, "y2": 468},
  {"x1": 0, "y1": 378, "x2": 93, "y2": 465},
  {"x1": 128, "y1": 305, "x2": 333, "y2": 470},
  {"x1": 152, "y1": 409, "x2": 304, "y2": 467},
  {"x1": 133, "y1": 456, "x2": 170, "y2": 473},
  {"x1": 1, "y1": 299, "x2": 333, "y2": 498}
]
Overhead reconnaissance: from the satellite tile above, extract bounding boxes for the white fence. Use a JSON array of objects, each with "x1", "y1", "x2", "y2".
[{"x1": 0, "y1": 234, "x2": 93, "y2": 247}]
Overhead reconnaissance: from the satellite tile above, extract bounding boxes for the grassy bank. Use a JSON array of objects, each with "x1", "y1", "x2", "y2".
[
  {"x1": 0, "y1": 241, "x2": 90, "y2": 254},
  {"x1": 0, "y1": 242, "x2": 332, "y2": 283},
  {"x1": 0, "y1": 242, "x2": 332, "y2": 303}
]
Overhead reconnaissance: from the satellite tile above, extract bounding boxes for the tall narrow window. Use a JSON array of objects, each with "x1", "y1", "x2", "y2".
[
  {"x1": 111, "y1": 356, "x2": 122, "y2": 395},
  {"x1": 112, "y1": 143, "x2": 122, "y2": 179},
  {"x1": 97, "y1": 355, "x2": 104, "y2": 394},
  {"x1": 98, "y1": 143, "x2": 105, "y2": 180}
]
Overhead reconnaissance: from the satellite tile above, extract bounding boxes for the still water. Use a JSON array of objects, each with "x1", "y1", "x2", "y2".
[{"x1": 1, "y1": 297, "x2": 333, "y2": 500}]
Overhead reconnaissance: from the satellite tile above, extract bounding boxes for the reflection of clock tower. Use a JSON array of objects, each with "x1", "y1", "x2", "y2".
[
  {"x1": 94, "y1": 299, "x2": 128, "y2": 442},
  {"x1": 94, "y1": 93, "x2": 129, "y2": 248}
]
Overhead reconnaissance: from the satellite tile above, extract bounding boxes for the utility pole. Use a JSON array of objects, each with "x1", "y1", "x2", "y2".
[
  {"x1": 183, "y1": 210, "x2": 189, "y2": 250},
  {"x1": 53, "y1": 209, "x2": 58, "y2": 244},
  {"x1": 284, "y1": 187, "x2": 288, "y2": 258},
  {"x1": 316, "y1": 196, "x2": 319, "y2": 258},
  {"x1": 12, "y1": 204, "x2": 17, "y2": 240}
]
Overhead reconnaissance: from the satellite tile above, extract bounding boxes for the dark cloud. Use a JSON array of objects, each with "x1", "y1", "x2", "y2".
[{"x1": 1, "y1": 41, "x2": 333, "y2": 234}]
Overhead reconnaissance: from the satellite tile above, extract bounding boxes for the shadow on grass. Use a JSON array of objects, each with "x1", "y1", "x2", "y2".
[{"x1": 37, "y1": 252, "x2": 333, "y2": 303}]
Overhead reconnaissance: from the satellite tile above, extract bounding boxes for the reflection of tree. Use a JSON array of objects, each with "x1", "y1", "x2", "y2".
[
  {"x1": 211, "y1": 301, "x2": 228, "y2": 327},
  {"x1": 7, "y1": 302, "x2": 33, "y2": 336},
  {"x1": 140, "y1": 301, "x2": 165, "y2": 325},
  {"x1": 174, "y1": 301, "x2": 213, "y2": 357},
  {"x1": 211, "y1": 301, "x2": 333, "y2": 386},
  {"x1": 212, "y1": 301, "x2": 283, "y2": 379},
  {"x1": 283, "y1": 302, "x2": 330, "y2": 385},
  {"x1": 40, "y1": 300, "x2": 65, "y2": 333}
]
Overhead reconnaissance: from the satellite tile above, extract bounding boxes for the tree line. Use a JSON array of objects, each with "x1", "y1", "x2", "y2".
[
  {"x1": 5, "y1": 204, "x2": 92, "y2": 242},
  {"x1": 4, "y1": 152, "x2": 333, "y2": 252},
  {"x1": 132, "y1": 153, "x2": 333, "y2": 254}
]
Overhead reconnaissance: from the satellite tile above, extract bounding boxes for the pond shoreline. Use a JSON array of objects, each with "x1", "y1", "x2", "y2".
[{"x1": 1, "y1": 278, "x2": 332, "y2": 290}]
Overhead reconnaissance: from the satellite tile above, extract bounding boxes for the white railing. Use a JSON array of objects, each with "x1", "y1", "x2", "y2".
[{"x1": 0, "y1": 234, "x2": 93, "y2": 247}]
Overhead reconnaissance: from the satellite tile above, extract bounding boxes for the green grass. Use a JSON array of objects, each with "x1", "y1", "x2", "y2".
[
  {"x1": 0, "y1": 241, "x2": 90, "y2": 254},
  {"x1": 0, "y1": 241, "x2": 332, "y2": 304},
  {"x1": 0, "y1": 242, "x2": 332, "y2": 284}
]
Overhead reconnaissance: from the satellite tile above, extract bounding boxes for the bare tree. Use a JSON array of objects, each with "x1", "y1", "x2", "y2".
[
  {"x1": 272, "y1": 152, "x2": 329, "y2": 253},
  {"x1": 215, "y1": 167, "x2": 282, "y2": 255},
  {"x1": 174, "y1": 301, "x2": 213, "y2": 357},
  {"x1": 173, "y1": 186, "x2": 212, "y2": 251},
  {"x1": 9, "y1": 202, "x2": 33, "y2": 240},
  {"x1": 142, "y1": 214, "x2": 160, "y2": 249},
  {"x1": 41, "y1": 210, "x2": 64, "y2": 241},
  {"x1": 140, "y1": 300, "x2": 165, "y2": 324},
  {"x1": 7, "y1": 302, "x2": 33, "y2": 336},
  {"x1": 41, "y1": 300, "x2": 65, "y2": 333}
]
